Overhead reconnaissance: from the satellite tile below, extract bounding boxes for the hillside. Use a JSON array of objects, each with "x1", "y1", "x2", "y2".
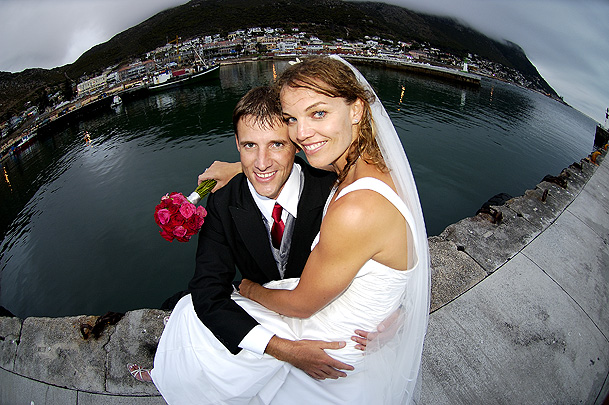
[{"x1": 0, "y1": 0, "x2": 556, "y2": 121}]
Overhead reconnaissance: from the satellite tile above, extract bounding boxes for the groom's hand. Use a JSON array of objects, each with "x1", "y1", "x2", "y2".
[{"x1": 265, "y1": 336, "x2": 354, "y2": 380}]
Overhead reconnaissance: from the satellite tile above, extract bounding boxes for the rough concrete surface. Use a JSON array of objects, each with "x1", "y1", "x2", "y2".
[
  {"x1": 440, "y1": 204, "x2": 542, "y2": 274},
  {"x1": 14, "y1": 315, "x2": 110, "y2": 392},
  {"x1": 421, "y1": 253, "x2": 608, "y2": 405},
  {"x1": 506, "y1": 185, "x2": 567, "y2": 229},
  {"x1": 428, "y1": 236, "x2": 486, "y2": 312},
  {"x1": 105, "y1": 309, "x2": 168, "y2": 396},
  {"x1": 0, "y1": 316, "x2": 21, "y2": 370}
]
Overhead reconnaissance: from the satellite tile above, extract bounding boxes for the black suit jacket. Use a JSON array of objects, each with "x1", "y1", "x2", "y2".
[{"x1": 188, "y1": 157, "x2": 336, "y2": 354}]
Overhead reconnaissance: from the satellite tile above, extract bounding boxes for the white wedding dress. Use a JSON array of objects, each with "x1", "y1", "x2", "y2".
[{"x1": 150, "y1": 178, "x2": 420, "y2": 404}]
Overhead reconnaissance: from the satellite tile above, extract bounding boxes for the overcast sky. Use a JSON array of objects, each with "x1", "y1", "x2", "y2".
[{"x1": 1, "y1": 0, "x2": 607, "y2": 124}]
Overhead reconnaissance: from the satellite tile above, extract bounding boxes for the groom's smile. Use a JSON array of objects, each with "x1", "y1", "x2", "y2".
[{"x1": 236, "y1": 116, "x2": 297, "y2": 200}]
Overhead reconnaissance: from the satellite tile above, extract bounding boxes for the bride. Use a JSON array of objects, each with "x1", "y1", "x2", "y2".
[{"x1": 149, "y1": 56, "x2": 430, "y2": 404}]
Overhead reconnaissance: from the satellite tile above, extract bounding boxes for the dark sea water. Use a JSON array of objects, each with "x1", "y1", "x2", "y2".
[{"x1": 0, "y1": 60, "x2": 597, "y2": 318}]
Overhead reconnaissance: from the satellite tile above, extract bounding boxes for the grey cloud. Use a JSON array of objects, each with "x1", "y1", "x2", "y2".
[{"x1": 1, "y1": 0, "x2": 607, "y2": 123}]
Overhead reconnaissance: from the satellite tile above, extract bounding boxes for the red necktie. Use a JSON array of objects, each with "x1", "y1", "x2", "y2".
[{"x1": 271, "y1": 203, "x2": 285, "y2": 249}]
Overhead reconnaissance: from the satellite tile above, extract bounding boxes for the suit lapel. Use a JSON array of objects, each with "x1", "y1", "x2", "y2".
[{"x1": 229, "y1": 182, "x2": 280, "y2": 281}]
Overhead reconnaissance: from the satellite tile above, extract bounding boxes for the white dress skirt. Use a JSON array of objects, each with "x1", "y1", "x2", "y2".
[{"x1": 151, "y1": 178, "x2": 419, "y2": 404}]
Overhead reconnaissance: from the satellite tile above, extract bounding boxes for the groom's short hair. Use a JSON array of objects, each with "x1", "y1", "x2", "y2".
[{"x1": 232, "y1": 86, "x2": 284, "y2": 137}]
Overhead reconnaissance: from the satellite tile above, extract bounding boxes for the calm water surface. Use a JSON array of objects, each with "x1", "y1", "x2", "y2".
[{"x1": 0, "y1": 61, "x2": 596, "y2": 318}]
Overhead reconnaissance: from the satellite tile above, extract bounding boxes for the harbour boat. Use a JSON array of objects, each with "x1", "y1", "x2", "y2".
[
  {"x1": 595, "y1": 124, "x2": 609, "y2": 148},
  {"x1": 111, "y1": 95, "x2": 123, "y2": 108},
  {"x1": 148, "y1": 64, "x2": 220, "y2": 92},
  {"x1": 10, "y1": 130, "x2": 38, "y2": 155}
]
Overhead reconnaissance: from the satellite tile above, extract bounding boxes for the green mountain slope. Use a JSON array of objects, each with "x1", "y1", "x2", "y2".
[{"x1": 1, "y1": 0, "x2": 556, "y2": 121}]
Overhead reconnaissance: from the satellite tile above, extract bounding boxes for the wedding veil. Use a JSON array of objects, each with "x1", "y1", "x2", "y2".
[{"x1": 329, "y1": 55, "x2": 431, "y2": 404}]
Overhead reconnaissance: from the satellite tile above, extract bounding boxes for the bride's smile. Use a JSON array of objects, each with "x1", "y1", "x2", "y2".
[{"x1": 281, "y1": 86, "x2": 362, "y2": 172}]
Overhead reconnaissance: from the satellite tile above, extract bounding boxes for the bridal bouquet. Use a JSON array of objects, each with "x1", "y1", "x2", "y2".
[{"x1": 154, "y1": 179, "x2": 216, "y2": 242}]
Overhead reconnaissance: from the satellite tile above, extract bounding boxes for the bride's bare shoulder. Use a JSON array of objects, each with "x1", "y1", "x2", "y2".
[{"x1": 325, "y1": 185, "x2": 400, "y2": 232}]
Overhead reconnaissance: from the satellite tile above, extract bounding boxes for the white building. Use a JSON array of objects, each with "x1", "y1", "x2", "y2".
[
  {"x1": 117, "y1": 60, "x2": 155, "y2": 83},
  {"x1": 248, "y1": 27, "x2": 263, "y2": 35},
  {"x1": 309, "y1": 36, "x2": 323, "y2": 45},
  {"x1": 277, "y1": 40, "x2": 298, "y2": 53},
  {"x1": 304, "y1": 44, "x2": 323, "y2": 53},
  {"x1": 77, "y1": 75, "x2": 107, "y2": 97}
]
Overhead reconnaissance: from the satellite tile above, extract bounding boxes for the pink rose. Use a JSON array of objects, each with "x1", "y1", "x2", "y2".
[
  {"x1": 180, "y1": 202, "x2": 195, "y2": 219},
  {"x1": 156, "y1": 208, "x2": 171, "y2": 225},
  {"x1": 169, "y1": 192, "x2": 189, "y2": 205}
]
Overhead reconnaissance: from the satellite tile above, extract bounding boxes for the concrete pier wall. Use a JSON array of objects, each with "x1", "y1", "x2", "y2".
[
  {"x1": 1, "y1": 148, "x2": 607, "y2": 404},
  {"x1": 344, "y1": 55, "x2": 481, "y2": 85}
]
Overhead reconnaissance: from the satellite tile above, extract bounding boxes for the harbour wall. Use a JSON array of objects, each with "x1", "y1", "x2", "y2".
[
  {"x1": 1, "y1": 56, "x2": 480, "y2": 161},
  {"x1": 344, "y1": 55, "x2": 481, "y2": 86}
]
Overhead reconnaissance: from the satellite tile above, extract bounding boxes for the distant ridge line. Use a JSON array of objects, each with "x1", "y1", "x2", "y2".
[{"x1": 0, "y1": 0, "x2": 555, "y2": 120}]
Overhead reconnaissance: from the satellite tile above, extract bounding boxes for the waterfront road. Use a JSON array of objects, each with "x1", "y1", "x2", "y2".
[{"x1": 1, "y1": 154, "x2": 608, "y2": 404}]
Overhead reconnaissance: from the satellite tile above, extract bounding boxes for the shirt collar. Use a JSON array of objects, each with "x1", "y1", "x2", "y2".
[{"x1": 247, "y1": 162, "x2": 302, "y2": 224}]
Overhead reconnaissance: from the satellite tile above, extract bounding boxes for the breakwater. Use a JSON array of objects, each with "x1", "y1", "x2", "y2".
[
  {"x1": 344, "y1": 55, "x2": 481, "y2": 86},
  {"x1": 1, "y1": 145, "x2": 606, "y2": 404}
]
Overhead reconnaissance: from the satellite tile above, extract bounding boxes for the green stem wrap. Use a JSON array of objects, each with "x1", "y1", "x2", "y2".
[{"x1": 187, "y1": 179, "x2": 217, "y2": 204}]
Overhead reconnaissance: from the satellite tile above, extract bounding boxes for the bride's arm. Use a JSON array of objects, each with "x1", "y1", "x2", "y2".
[
  {"x1": 240, "y1": 190, "x2": 391, "y2": 317},
  {"x1": 198, "y1": 161, "x2": 242, "y2": 193}
]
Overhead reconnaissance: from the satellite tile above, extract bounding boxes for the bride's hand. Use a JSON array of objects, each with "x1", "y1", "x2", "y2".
[
  {"x1": 352, "y1": 329, "x2": 372, "y2": 351},
  {"x1": 198, "y1": 161, "x2": 241, "y2": 193},
  {"x1": 352, "y1": 308, "x2": 402, "y2": 350}
]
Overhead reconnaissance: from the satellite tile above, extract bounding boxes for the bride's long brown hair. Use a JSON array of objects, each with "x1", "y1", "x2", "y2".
[{"x1": 275, "y1": 57, "x2": 386, "y2": 183}]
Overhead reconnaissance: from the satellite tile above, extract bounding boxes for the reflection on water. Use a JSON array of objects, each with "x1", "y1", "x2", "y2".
[{"x1": 0, "y1": 61, "x2": 596, "y2": 318}]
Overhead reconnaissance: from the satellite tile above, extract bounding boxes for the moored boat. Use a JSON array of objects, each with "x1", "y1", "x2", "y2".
[
  {"x1": 595, "y1": 124, "x2": 609, "y2": 148},
  {"x1": 10, "y1": 130, "x2": 38, "y2": 155},
  {"x1": 111, "y1": 95, "x2": 123, "y2": 108},
  {"x1": 148, "y1": 64, "x2": 220, "y2": 92}
]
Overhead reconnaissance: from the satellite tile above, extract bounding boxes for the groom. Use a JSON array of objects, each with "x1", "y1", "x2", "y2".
[{"x1": 188, "y1": 86, "x2": 354, "y2": 379}]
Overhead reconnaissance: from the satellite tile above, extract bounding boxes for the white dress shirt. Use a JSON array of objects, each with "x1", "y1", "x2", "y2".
[{"x1": 240, "y1": 163, "x2": 302, "y2": 356}]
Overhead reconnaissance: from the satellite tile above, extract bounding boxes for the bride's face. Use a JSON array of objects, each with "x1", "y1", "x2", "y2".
[{"x1": 280, "y1": 85, "x2": 363, "y2": 171}]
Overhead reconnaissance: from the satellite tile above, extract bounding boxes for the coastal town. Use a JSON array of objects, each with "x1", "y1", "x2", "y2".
[{"x1": 0, "y1": 25, "x2": 549, "y2": 160}]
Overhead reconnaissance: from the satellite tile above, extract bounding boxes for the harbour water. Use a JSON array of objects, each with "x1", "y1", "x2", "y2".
[{"x1": 0, "y1": 60, "x2": 597, "y2": 318}]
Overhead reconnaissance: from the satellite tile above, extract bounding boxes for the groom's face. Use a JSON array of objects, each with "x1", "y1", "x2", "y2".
[{"x1": 236, "y1": 116, "x2": 297, "y2": 200}]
